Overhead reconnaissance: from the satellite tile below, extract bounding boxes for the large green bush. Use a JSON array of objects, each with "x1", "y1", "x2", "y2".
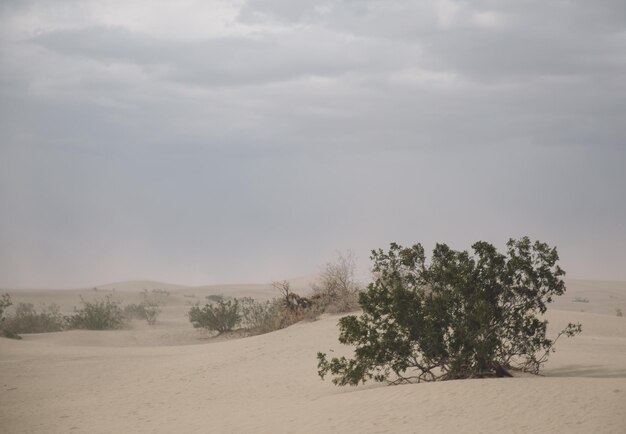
[{"x1": 318, "y1": 237, "x2": 582, "y2": 385}]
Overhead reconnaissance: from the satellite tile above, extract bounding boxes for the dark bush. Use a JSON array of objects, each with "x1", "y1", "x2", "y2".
[{"x1": 318, "y1": 237, "x2": 582, "y2": 385}]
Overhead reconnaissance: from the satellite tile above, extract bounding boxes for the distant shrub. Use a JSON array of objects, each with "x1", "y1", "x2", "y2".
[
  {"x1": 67, "y1": 295, "x2": 128, "y2": 330},
  {"x1": 123, "y1": 290, "x2": 166, "y2": 325},
  {"x1": 573, "y1": 297, "x2": 590, "y2": 303},
  {"x1": 239, "y1": 297, "x2": 300, "y2": 334},
  {"x1": 141, "y1": 290, "x2": 164, "y2": 325},
  {"x1": 0, "y1": 293, "x2": 20, "y2": 339},
  {"x1": 188, "y1": 299, "x2": 241, "y2": 334},
  {"x1": 310, "y1": 251, "x2": 361, "y2": 316},
  {"x1": 617, "y1": 308, "x2": 623, "y2": 317},
  {"x1": 0, "y1": 293, "x2": 11, "y2": 325},
  {"x1": 206, "y1": 294, "x2": 225, "y2": 303},
  {"x1": 240, "y1": 297, "x2": 275, "y2": 332},
  {"x1": 123, "y1": 303, "x2": 147, "y2": 320},
  {"x1": 3, "y1": 303, "x2": 65, "y2": 334}
]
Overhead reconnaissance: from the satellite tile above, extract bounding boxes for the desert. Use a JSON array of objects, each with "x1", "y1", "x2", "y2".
[
  {"x1": 1, "y1": 278, "x2": 625, "y2": 433},
  {"x1": 2, "y1": 1, "x2": 625, "y2": 433}
]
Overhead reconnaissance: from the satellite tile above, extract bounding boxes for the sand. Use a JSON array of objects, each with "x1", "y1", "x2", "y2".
[{"x1": 1, "y1": 279, "x2": 625, "y2": 433}]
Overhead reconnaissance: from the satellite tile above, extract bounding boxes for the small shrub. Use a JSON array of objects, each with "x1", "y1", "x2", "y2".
[
  {"x1": 206, "y1": 294, "x2": 225, "y2": 303},
  {"x1": 239, "y1": 297, "x2": 299, "y2": 334},
  {"x1": 124, "y1": 303, "x2": 147, "y2": 320},
  {"x1": 617, "y1": 308, "x2": 623, "y2": 317},
  {"x1": 140, "y1": 289, "x2": 165, "y2": 325},
  {"x1": 240, "y1": 297, "x2": 276, "y2": 332},
  {"x1": 274, "y1": 280, "x2": 311, "y2": 316},
  {"x1": 123, "y1": 290, "x2": 166, "y2": 325},
  {"x1": 3, "y1": 303, "x2": 65, "y2": 334},
  {"x1": 0, "y1": 293, "x2": 21, "y2": 339},
  {"x1": 188, "y1": 299, "x2": 241, "y2": 334},
  {"x1": 67, "y1": 295, "x2": 128, "y2": 330},
  {"x1": 0, "y1": 293, "x2": 12, "y2": 325},
  {"x1": 310, "y1": 251, "x2": 361, "y2": 315},
  {"x1": 573, "y1": 297, "x2": 590, "y2": 303}
]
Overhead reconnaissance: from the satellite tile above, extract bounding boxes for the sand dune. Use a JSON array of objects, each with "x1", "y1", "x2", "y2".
[{"x1": 1, "y1": 280, "x2": 625, "y2": 433}]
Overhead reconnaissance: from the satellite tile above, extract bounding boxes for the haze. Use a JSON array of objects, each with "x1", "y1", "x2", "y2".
[{"x1": 1, "y1": 0, "x2": 625, "y2": 288}]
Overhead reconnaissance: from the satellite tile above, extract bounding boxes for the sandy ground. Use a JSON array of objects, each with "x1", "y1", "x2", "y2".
[{"x1": 1, "y1": 279, "x2": 625, "y2": 433}]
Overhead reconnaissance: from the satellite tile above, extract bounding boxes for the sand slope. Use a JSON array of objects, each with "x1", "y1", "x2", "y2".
[{"x1": 1, "y1": 280, "x2": 625, "y2": 433}]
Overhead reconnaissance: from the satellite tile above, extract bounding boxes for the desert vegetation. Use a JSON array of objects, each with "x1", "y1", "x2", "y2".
[
  {"x1": 124, "y1": 289, "x2": 168, "y2": 325},
  {"x1": 187, "y1": 254, "x2": 363, "y2": 336},
  {"x1": 188, "y1": 298, "x2": 242, "y2": 334},
  {"x1": 309, "y1": 251, "x2": 361, "y2": 316},
  {"x1": 318, "y1": 237, "x2": 582, "y2": 385},
  {"x1": 188, "y1": 283, "x2": 301, "y2": 335},
  {"x1": 66, "y1": 295, "x2": 129, "y2": 330},
  {"x1": 2, "y1": 302, "x2": 65, "y2": 334}
]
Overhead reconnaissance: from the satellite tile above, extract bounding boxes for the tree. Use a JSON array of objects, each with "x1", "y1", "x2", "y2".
[
  {"x1": 188, "y1": 298, "x2": 241, "y2": 334},
  {"x1": 317, "y1": 237, "x2": 581, "y2": 385}
]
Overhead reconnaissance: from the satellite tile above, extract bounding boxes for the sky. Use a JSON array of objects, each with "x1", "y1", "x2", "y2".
[{"x1": 0, "y1": 0, "x2": 625, "y2": 288}]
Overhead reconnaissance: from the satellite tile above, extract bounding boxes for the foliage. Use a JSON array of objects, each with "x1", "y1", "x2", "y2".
[
  {"x1": 124, "y1": 290, "x2": 166, "y2": 325},
  {"x1": 240, "y1": 296, "x2": 303, "y2": 334},
  {"x1": 0, "y1": 293, "x2": 11, "y2": 324},
  {"x1": 3, "y1": 302, "x2": 65, "y2": 334},
  {"x1": 123, "y1": 303, "x2": 148, "y2": 320},
  {"x1": 240, "y1": 297, "x2": 279, "y2": 333},
  {"x1": 310, "y1": 251, "x2": 361, "y2": 315},
  {"x1": 67, "y1": 295, "x2": 128, "y2": 330},
  {"x1": 0, "y1": 293, "x2": 21, "y2": 339},
  {"x1": 188, "y1": 298, "x2": 241, "y2": 333},
  {"x1": 318, "y1": 237, "x2": 582, "y2": 385}
]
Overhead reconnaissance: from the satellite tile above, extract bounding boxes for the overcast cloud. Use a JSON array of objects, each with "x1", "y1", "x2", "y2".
[{"x1": 1, "y1": 0, "x2": 625, "y2": 288}]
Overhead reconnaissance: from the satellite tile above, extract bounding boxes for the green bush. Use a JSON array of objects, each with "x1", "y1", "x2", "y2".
[
  {"x1": 318, "y1": 237, "x2": 582, "y2": 385},
  {"x1": 188, "y1": 299, "x2": 241, "y2": 334},
  {"x1": 3, "y1": 303, "x2": 65, "y2": 334},
  {"x1": 67, "y1": 295, "x2": 128, "y2": 330}
]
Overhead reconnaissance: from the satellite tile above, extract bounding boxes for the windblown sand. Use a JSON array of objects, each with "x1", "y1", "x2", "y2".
[{"x1": 1, "y1": 279, "x2": 625, "y2": 433}]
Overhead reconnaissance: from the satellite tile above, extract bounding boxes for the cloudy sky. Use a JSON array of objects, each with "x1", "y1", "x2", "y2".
[{"x1": 1, "y1": 0, "x2": 625, "y2": 288}]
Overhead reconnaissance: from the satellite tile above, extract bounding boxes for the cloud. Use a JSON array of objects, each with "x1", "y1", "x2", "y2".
[{"x1": 0, "y1": 0, "x2": 625, "y2": 287}]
